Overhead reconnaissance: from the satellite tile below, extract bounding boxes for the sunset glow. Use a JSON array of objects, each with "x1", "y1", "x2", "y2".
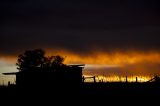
[
  {"x1": 83, "y1": 75, "x2": 151, "y2": 82},
  {"x1": 1, "y1": 49, "x2": 160, "y2": 84},
  {"x1": 46, "y1": 50, "x2": 160, "y2": 65},
  {"x1": 2, "y1": 0, "x2": 160, "y2": 101}
]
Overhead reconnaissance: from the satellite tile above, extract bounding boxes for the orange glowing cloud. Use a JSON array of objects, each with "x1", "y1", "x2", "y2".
[
  {"x1": 46, "y1": 49, "x2": 160, "y2": 65},
  {"x1": 1, "y1": 49, "x2": 160, "y2": 77},
  {"x1": 45, "y1": 49, "x2": 160, "y2": 76}
]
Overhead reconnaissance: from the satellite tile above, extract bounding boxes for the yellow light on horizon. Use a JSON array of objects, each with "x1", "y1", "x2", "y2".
[{"x1": 83, "y1": 74, "x2": 151, "y2": 83}]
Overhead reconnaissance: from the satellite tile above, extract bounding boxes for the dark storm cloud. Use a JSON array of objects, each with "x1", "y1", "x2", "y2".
[{"x1": 1, "y1": 0, "x2": 160, "y2": 56}]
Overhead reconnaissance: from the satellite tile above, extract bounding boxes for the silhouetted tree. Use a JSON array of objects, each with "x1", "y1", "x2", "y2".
[
  {"x1": 16, "y1": 49, "x2": 45, "y2": 71},
  {"x1": 16, "y1": 49, "x2": 65, "y2": 71}
]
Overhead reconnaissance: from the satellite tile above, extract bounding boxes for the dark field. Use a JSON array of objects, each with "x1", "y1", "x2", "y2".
[{"x1": 0, "y1": 82, "x2": 160, "y2": 105}]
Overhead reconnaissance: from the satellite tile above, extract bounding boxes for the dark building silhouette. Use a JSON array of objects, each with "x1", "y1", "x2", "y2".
[{"x1": 3, "y1": 64, "x2": 85, "y2": 88}]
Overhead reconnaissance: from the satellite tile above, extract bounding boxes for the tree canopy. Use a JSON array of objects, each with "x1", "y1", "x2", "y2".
[{"x1": 16, "y1": 49, "x2": 65, "y2": 71}]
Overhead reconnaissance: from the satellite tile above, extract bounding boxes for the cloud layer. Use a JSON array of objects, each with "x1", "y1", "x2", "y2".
[{"x1": 1, "y1": 0, "x2": 160, "y2": 56}]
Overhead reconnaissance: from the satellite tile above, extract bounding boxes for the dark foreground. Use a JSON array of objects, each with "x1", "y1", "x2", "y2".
[{"x1": 1, "y1": 82, "x2": 160, "y2": 105}]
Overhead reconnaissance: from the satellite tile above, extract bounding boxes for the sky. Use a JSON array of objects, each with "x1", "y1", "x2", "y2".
[{"x1": 1, "y1": 0, "x2": 160, "y2": 83}]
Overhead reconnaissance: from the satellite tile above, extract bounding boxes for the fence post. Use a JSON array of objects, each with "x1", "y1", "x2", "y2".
[
  {"x1": 136, "y1": 77, "x2": 138, "y2": 83},
  {"x1": 126, "y1": 76, "x2": 128, "y2": 83}
]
